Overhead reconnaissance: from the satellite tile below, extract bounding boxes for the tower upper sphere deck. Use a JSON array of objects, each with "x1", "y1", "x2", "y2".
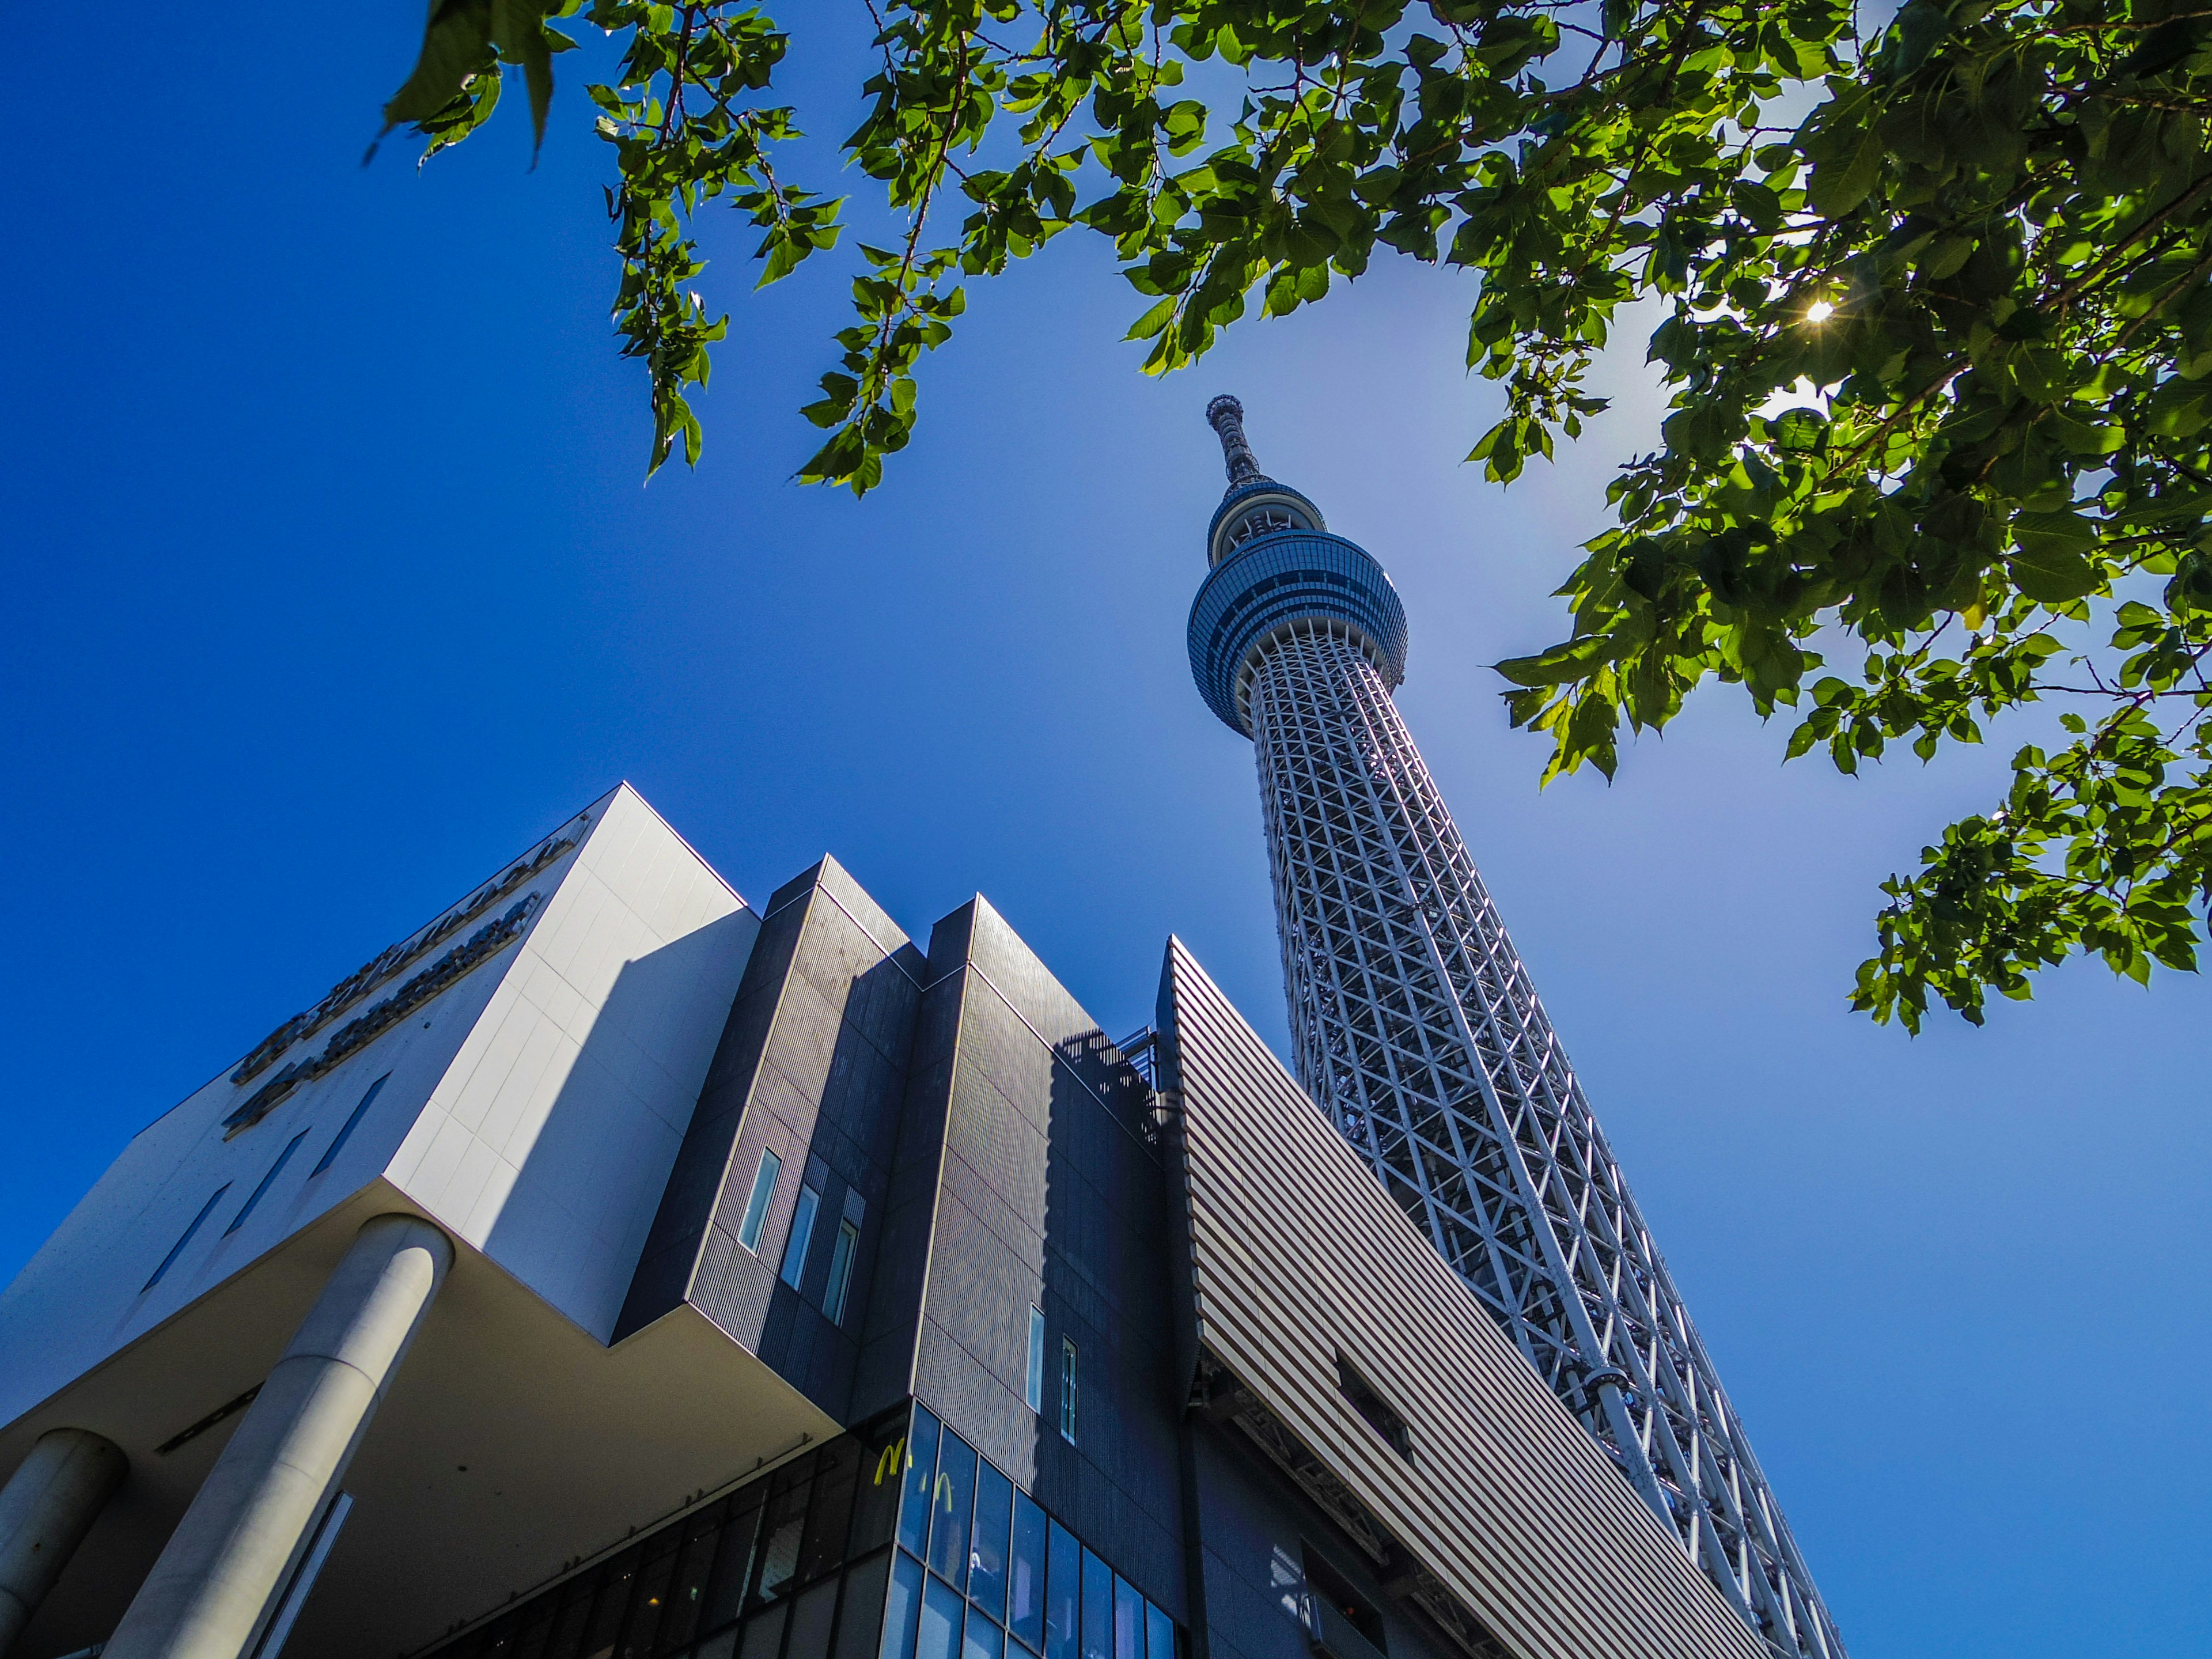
[{"x1": 1187, "y1": 395, "x2": 1406, "y2": 735}]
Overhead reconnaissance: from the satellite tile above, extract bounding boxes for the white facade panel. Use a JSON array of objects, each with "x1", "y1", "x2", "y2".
[
  {"x1": 383, "y1": 785, "x2": 759, "y2": 1340},
  {"x1": 0, "y1": 784, "x2": 762, "y2": 1434}
]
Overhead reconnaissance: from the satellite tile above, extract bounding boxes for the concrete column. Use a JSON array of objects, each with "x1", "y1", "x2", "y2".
[
  {"x1": 0, "y1": 1427, "x2": 127, "y2": 1655},
  {"x1": 105, "y1": 1213, "x2": 453, "y2": 1659}
]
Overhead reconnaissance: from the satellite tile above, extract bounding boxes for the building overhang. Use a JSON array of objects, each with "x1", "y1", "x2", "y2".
[{"x1": 3, "y1": 1180, "x2": 838, "y2": 1659}]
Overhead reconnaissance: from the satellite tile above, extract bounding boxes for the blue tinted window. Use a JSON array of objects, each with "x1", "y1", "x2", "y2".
[
  {"x1": 737, "y1": 1149, "x2": 781, "y2": 1253},
  {"x1": 926, "y1": 1433, "x2": 977, "y2": 1590},
  {"x1": 1079, "y1": 1550, "x2": 1112, "y2": 1659},
  {"x1": 918, "y1": 1574, "x2": 966, "y2": 1659},
  {"x1": 310, "y1": 1073, "x2": 390, "y2": 1176},
  {"x1": 1144, "y1": 1601, "x2": 1174, "y2": 1659},
  {"x1": 1112, "y1": 1578, "x2": 1141, "y2": 1659},
  {"x1": 969, "y1": 1462, "x2": 1013, "y2": 1622},
  {"x1": 1043, "y1": 1522, "x2": 1079, "y2": 1659},
  {"x1": 227, "y1": 1130, "x2": 309, "y2": 1235},
  {"x1": 1007, "y1": 1493, "x2": 1047, "y2": 1650},
  {"x1": 882, "y1": 1552, "x2": 926, "y2": 1659},
  {"x1": 963, "y1": 1613, "x2": 1005, "y2": 1659},
  {"x1": 145, "y1": 1184, "x2": 230, "y2": 1291},
  {"x1": 782, "y1": 1185, "x2": 822, "y2": 1289},
  {"x1": 896, "y1": 1409, "x2": 940, "y2": 1559},
  {"x1": 1025, "y1": 1308, "x2": 1046, "y2": 1412}
]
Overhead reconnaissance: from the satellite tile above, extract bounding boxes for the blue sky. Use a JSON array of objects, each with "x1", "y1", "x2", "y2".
[{"x1": 5, "y1": 12, "x2": 2208, "y2": 1657}]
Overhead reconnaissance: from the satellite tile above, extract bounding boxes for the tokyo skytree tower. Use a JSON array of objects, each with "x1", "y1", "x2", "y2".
[{"x1": 1185, "y1": 397, "x2": 1843, "y2": 1659}]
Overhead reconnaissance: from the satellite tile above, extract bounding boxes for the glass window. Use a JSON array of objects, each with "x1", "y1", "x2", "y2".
[
  {"x1": 851, "y1": 1414, "x2": 907, "y2": 1558},
  {"x1": 826, "y1": 1219, "x2": 861, "y2": 1323},
  {"x1": 963, "y1": 1613, "x2": 1005, "y2": 1659},
  {"x1": 918, "y1": 1574, "x2": 965, "y2": 1659},
  {"x1": 782, "y1": 1185, "x2": 823, "y2": 1290},
  {"x1": 753, "y1": 1465, "x2": 813, "y2": 1607},
  {"x1": 1143, "y1": 1602, "x2": 1174, "y2": 1659},
  {"x1": 1007, "y1": 1494, "x2": 1046, "y2": 1652},
  {"x1": 1078, "y1": 1550, "x2": 1112, "y2": 1659},
  {"x1": 227, "y1": 1130, "x2": 309, "y2": 1236},
  {"x1": 896, "y1": 1408, "x2": 940, "y2": 1559},
  {"x1": 882, "y1": 1551, "x2": 926, "y2": 1659},
  {"x1": 925, "y1": 1433, "x2": 977, "y2": 1590},
  {"x1": 546, "y1": 1571, "x2": 596, "y2": 1659},
  {"x1": 145, "y1": 1184, "x2": 230, "y2": 1291},
  {"x1": 702, "y1": 1490, "x2": 764, "y2": 1634},
  {"x1": 1059, "y1": 1341, "x2": 1079, "y2": 1444},
  {"x1": 800, "y1": 1437, "x2": 861, "y2": 1587},
  {"x1": 1042, "y1": 1522, "x2": 1078, "y2": 1659},
  {"x1": 310, "y1": 1072, "x2": 391, "y2": 1177},
  {"x1": 617, "y1": 1533, "x2": 680, "y2": 1659},
  {"x1": 512, "y1": 1596, "x2": 556, "y2": 1659},
  {"x1": 968, "y1": 1462, "x2": 1012, "y2": 1622},
  {"x1": 838, "y1": 1551, "x2": 895, "y2": 1659},
  {"x1": 1111, "y1": 1578, "x2": 1141, "y2": 1659},
  {"x1": 657, "y1": 1510, "x2": 722, "y2": 1653},
  {"x1": 789, "y1": 1578, "x2": 839, "y2": 1659},
  {"x1": 584, "y1": 1546, "x2": 642, "y2": 1658},
  {"x1": 737, "y1": 1150, "x2": 782, "y2": 1253},
  {"x1": 738, "y1": 1603, "x2": 787, "y2": 1659},
  {"x1": 1024, "y1": 1309, "x2": 1046, "y2": 1414}
]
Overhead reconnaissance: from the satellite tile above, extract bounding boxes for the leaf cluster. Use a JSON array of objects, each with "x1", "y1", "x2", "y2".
[{"x1": 377, "y1": 0, "x2": 2212, "y2": 1027}]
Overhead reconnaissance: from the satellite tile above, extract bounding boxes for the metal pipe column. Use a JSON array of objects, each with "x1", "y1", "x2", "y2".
[{"x1": 105, "y1": 1213, "x2": 453, "y2": 1659}]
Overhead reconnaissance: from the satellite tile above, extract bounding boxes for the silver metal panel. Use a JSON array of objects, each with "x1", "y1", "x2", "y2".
[{"x1": 1161, "y1": 939, "x2": 1770, "y2": 1659}]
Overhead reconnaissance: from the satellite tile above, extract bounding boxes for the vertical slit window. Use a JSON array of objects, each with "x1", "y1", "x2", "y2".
[
  {"x1": 146, "y1": 1184, "x2": 231, "y2": 1291},
  {"x1": 781, "y1": 1185, "x2": 822, "y2": 1291},
  {"x1": 825, "y1": 1218, "x2": 861, "y2": 1323},
  {"x1": 310, "y1": 1073, "x2": 390, "y2": 1177},
  {"x1": 228, "y1": 1130, "x2": 310, "y2": 1235},
  {"x1": 737, "y1": 1149, "x2": 782, "y2": 1253},
  {"x1": 1025, "y1": 1308, "x2": 1046, "y2": 1414},
  {"x1": 1059, "y1": 1340, "x2": 1079, "y2": 1444}
]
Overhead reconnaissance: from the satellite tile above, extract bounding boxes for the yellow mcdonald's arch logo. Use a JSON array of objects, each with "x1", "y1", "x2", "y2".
[{"x1": 873, "y1": 1437, "x2": 907, "y2": 1487}]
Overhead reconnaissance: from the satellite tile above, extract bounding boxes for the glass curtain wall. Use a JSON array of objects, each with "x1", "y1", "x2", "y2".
[
  {"x1": 419, "y1": 1404, "x2": 1179, "y2": 1659},
  {"x1": 879, "y1": 1405, "x2": 1180, "y2": 1659}
]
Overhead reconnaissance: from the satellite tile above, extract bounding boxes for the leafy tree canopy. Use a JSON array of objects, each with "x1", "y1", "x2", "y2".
[{"x1": 381, "y1": 0, "x2": 2212, "y2": 1032}]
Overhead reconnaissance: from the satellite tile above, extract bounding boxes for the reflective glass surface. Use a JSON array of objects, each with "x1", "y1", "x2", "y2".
[
  {"x1": 1079, "y1": 1548, "x2": 1112, "y2": 1659},
  {"x1": 968, "y1": 1461, "x2": 1013, "y2": 1622},
  {"x1": 1144, "y1": 1601, "x2": 1175, "y2": 1659},
  {"x1": 1112, "y1": 1577, "x2": 1142, "y2": 1659},
  {"x1": 963, "y1": 1614, "x2": 1005, "y2": 1659},
  {"x1": 1043, "y1": 1523, "x2": 1079, "y2": 1659},
  {"x1": 897, "y1": 1410, "x2": 941, "y2": 1559},
  {"x1": 918, "y1": 1574, "x2": 966, "y2": 1659},
  {"x1": 926, "y1": 1434, "x2": 977, "y2": 1590},
  {"x1": 1007, "y1": 1494, "x2": 1046, "y2": 1651},
  {"x1": 883, "y1": 1552, "x2": 926, "y2": 1659}
]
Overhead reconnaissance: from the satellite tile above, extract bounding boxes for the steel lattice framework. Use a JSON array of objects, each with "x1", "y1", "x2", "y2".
[{"x1": 1187, "y1": 397, "x2": 1843, "y2": 1659}]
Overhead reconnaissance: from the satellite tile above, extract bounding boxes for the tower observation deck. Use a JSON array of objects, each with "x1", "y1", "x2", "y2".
[{"x1": 1187, "y1": 396, "x2": 1843, "y2": 1659}]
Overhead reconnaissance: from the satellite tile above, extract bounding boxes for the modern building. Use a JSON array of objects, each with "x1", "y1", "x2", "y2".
[{"x1": 0, "y1": 407, "x2": 1838, "y2": 1659}]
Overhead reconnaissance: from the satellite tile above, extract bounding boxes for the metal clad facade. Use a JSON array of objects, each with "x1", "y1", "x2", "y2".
[{"x1": 1159, "y1": 940, "x2": 1766, "y2": 1659}]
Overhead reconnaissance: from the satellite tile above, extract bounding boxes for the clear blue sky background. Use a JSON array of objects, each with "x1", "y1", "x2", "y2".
[{"x1": 5, "y1": 13, "x2": 2207, "y2": 1658}]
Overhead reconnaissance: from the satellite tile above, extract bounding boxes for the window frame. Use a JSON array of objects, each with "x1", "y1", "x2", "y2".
[
  {"x1": 824, "y1": 1217, "x2": 861, "y2": 1324},
  {"x1": 1058, "y1": 1338, "x2": 1079, "y2": 1444},
  {"x1": 145, "y1": 1184, "x2": 232, "y2": 1291},
  {"x1": 781, "y1": 1184, "x2": 822, "y2": 1290},
  {"x1": 736, "y1": 1148, "x2": 782, "y2": 1254},
  {"x1": 1025, "y1": 1307, "x2": 1046, "y2": 1414}
]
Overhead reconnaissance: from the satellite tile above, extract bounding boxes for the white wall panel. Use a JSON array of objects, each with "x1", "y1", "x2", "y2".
[{"x1": 0, "y1": 785, "x2": 761, "y2": 1436}]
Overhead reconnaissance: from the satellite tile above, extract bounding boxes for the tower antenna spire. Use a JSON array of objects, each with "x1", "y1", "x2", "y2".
[{"x1": 1206, "y1": 395, "x2": 1263, "y2": 488}]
